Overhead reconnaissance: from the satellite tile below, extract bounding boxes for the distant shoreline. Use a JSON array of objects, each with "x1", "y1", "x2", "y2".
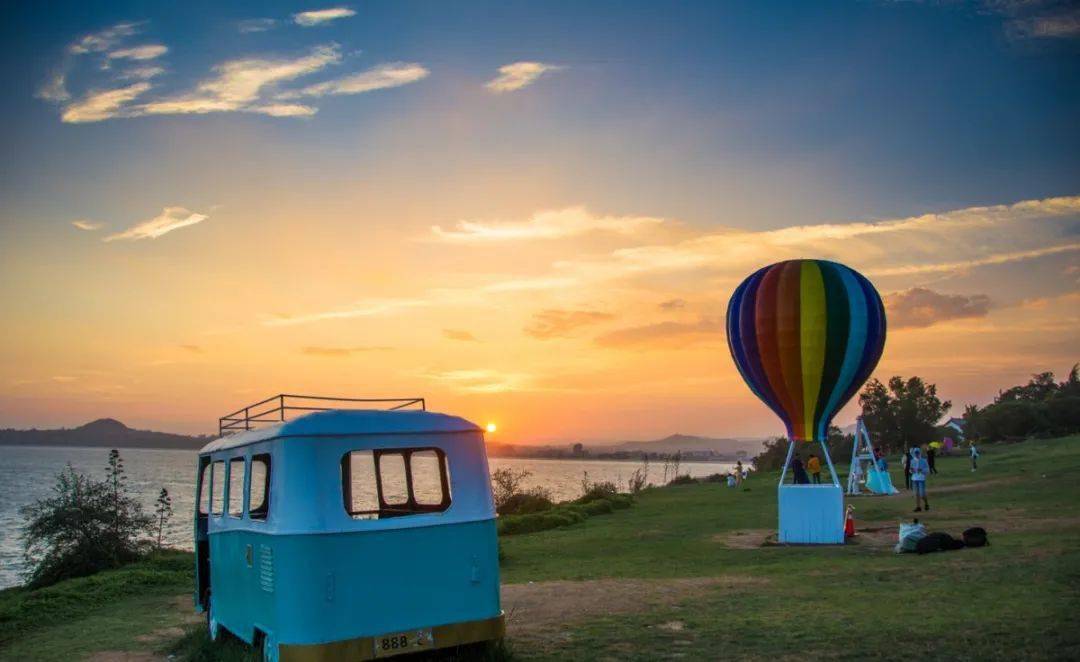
[{"x1": 0, "y1": 443, "x2": 745, "y2": 463}]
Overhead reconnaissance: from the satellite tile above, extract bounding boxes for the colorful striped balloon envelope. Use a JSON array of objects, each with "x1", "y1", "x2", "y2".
[{"x1": 726, "y1": 259, "x2": 886, "y2": 442}]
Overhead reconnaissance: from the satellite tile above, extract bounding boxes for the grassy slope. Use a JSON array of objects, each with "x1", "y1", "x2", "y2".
[{"x1": 2, "y1": 437, "x2": 1078, "y2": 661}]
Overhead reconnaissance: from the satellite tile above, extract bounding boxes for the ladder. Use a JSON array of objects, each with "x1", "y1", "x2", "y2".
[{"x1": 846, "y1": 418, "x2": 877, "y2": 496}]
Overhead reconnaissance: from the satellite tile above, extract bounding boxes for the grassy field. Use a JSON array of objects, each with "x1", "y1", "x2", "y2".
[{"x1": 2, "y1": 436, "x2": 1078, "y2": 661}]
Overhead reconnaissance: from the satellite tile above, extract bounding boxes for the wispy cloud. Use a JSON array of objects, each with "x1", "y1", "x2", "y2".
[
  {"x1": 104, "y1": 206, "x2": 209, "y2": 242},
  {"x1": 524, "y1": 310, "x2": 614, "y2": 339},
  {"x1": 117, "y1": 65, "x2": 165, "y2": 81},
  {"x1": 431, "y1": 207, "x2": 665, "y2": 243},
  {"x1": 72, "y1": 219, "x2": 104, "y2": 231},
  {"x1": 443, "y1": 329, "x2": 480, "y2": 342},
  {"x1": 485, "y1": 61, "x2": 562, "y2": 93},
  {"x1": 238, "y1": 18, "x2": 278, "y2": 34},
  {"x1": 280, "y1": 62, "x2": 429, "y2": 99},
  {"x1": 549, "y1": 196, "x2": 1080, "y2": 286},
  {"x1": 595, "y1": 317, "x2": 723, "y2": 349},
  {"x1": 106, "y1": 44, "x2": 167, "y2": 62},
  {"x1": 68, "y1": 22, "x2": 142, "y2": 55},
  {"x1": 265, "y1": 296, "x2": 431, "y2": 326},
  {"x1": 885, "y1": 288, "x2": 992, "y2": 329},
  {"x1": 61, "y1": 82, "x2": 152, "y2": 123},
  {"x1": 424, "y1": 369, "x2": 530, "y2": 393},
  {"x1": 302, "y1": 345, "x2": 394, "y2": 356},
  {"x1": 658, "y1": 298, "x2": 687, "y2": 311},
  {"x1": 139, "y1": 44, "x2": 340, "y2": 118},
  {"x1": 36, "y1": 72, "x2": 70, "y2": 102},
  {"x1": 294, "y1": 7, "x2": 356, "y2": 27}
]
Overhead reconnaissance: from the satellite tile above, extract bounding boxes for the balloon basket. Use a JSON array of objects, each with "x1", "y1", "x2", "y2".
[{"x1": 778, "y1": 484, "x2": 845, "y2": 544}]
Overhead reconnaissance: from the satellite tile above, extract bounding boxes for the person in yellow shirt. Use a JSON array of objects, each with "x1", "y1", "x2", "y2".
[{"x1": 807, "y1": 453, "x2": 822, "y2": 484}]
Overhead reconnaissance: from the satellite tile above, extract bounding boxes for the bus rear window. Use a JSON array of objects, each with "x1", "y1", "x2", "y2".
[{"x1": 342, "y1": 448, "x2": 450, "y2": 519}]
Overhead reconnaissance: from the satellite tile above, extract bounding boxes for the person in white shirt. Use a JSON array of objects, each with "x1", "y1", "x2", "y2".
[
  {"x1": 910, "y1": 447, "x2": 930, "y2": 512},
  {"x1": 970, "y1": 443, "x2": 979, "y2": 472}
]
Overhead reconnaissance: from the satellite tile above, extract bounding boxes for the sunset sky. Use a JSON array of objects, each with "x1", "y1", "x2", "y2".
[{"x1": 1, "y1": 1, "x2": 1077, "y2": 441}]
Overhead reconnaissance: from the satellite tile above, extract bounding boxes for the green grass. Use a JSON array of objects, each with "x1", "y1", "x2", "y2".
[
  {"x1": 2, "y1": 437, "x2": 1078, "y2": 661},
  {"x1": 498, "y1": 437, "x2": 1080, "y2": 660}
]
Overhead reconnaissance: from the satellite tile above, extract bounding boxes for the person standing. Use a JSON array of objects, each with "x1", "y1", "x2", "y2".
[
  {"x1": 927, "y1": 445, "x2": 938, "y2": 475},
  {"x1": 970, "y1": 442, "x2": 979, "y2": 472},
  {"x1": 735, "y1": 460, "x2": 744, "y2": 486},
  {"x1": 791, "y1": 455, "x2": 810, "y2": 485},
  {"x1": 910, "y1": 447, "x2": 930, "y2": 512},
  {"x1": 902, "y1": 448, "x2": 912, "y2": 490},
  {"x1": 807, "y1": 453, "x2": 822, "y2": 484}
]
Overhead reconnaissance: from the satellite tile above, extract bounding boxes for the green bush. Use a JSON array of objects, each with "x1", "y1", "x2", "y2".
[
  {"x1": 497, "y1": 495, "x2": 632, "y2": 536},
  {"x1": 20, "y1": 452, "x2": 155, "y2": 589},
  {"x1": 668, "y1": 474, "x2": 698, "y2": 485},
  {"x1": 576, "y1": 482, "x2": 619, "y2": 505},
  {"x1": 496, "y1": 490, "x2": 554, "y2": 516}
]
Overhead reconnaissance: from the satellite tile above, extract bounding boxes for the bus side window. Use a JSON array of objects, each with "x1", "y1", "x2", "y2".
[
  {"x1": 210, "y1": 461, "x2": 225, "y2": 517},
  {"x1": 342, "y1": 451, "x2": 379, "y2": 518},
  {"x1": 228, "y1": 458, "x2": 245, "y2": 518},
  {"x1": 248, "y1": 454, "x2": 271, "y2": 520},
  {"x1": 377, "y1": 452, "x2": 409, "y2": 507},
  {"x1": 411, "y1": 449, "x2": 449, "y2": 507},
  {"x1": 198, "y1": 461, "x2": 212, "y2": 515}
]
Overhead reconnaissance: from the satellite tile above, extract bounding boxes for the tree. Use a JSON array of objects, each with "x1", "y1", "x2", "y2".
[
  {"x1": 154, "y1": 488, "x2": 174, "y2": 549},
  {"x1": 997, "y1": 372, "x2": 1059, "y2": 403},
  {"x1": 20, "y1": 450, "x2": 154, "y2": 588},
  {"x1": 859, "y1": 376, "x2": 951, "y2": 452},
  {"x1": 963, "y1": 365, "x2": 1080, "y2": 441}
]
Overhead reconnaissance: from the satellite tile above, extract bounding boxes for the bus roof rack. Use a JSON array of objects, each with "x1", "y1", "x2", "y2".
[{"x1": 219, "y1": 394, "x2": 426, "y2": 436}]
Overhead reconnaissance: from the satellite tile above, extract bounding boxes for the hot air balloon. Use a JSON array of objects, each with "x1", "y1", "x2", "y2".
[{"x1": 726, "y1": 259, "x2": 886, "y2": 543}]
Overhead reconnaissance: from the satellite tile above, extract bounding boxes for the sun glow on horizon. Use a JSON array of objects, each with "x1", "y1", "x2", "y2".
[{"x1": 486, "y1": 422, "x2": 497, "y2": 434}]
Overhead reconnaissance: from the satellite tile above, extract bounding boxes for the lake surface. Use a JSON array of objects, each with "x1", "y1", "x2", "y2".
[{"x1": 0, "y1": 445, "x2": 738, "y2": 589}]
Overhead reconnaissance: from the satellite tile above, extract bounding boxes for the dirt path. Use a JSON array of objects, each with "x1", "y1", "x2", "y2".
[{"x1": 501, "y1": 576, "x2": 766, "y2": 654}]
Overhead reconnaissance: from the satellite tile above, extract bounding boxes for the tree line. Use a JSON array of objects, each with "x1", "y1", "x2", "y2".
[{"x1": 754, "y1": 363, "x2": 1079, "y2": 469}]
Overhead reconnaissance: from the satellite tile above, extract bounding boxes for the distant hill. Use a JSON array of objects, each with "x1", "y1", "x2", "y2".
[
  {"x1": 488, "y1": 433, "x2": 766, "y2": 461},
  {"x1": 0, "y1": 419, "x2": 211, "y2": 450},
  {"x1": 597, "y1": 434, "x2": 765, "y2": 456}
]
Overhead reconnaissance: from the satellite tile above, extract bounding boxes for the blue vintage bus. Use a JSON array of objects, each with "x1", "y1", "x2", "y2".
[{"x1": 194, "y1": 395, "x2": 504, "y2": 661}]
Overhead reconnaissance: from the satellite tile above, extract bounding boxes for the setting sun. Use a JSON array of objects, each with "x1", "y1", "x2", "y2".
[{"x1": 486, "y1": 423, "x2": 497, "y2": 434}]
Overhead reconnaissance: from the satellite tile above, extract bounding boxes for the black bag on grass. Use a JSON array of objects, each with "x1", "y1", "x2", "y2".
[
  {"x1": 916, "y1": 532, "x2": 964, "y2": 554},
  {"x1": 962, "y1": 527, "x2": 989, "y2": 547}
]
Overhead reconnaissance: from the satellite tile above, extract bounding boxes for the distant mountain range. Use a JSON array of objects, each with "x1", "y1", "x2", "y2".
[
  {"x1": 488, "y1": 433, "x2": 765, "y2": 461},
  {"x1": 596, "y1": 433, "x2": 765, "y2": 456},
  {"x1": 0, "y1": 419, "x2": 211, "y2": 450},
  {"x1": 0, "y1": 420, "x2": 765, "y2": 459}
]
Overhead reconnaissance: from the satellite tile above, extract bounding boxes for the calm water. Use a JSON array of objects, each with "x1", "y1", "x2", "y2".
[{"x1": 0, "y1": 445, "x2": 737, "y2": 589}]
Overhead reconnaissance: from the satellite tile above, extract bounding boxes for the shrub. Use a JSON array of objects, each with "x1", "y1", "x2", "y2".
[
  {"x1": 704, "y1": 473, "x2": 727, "y2": 483},
  {"x1": 497, "y1": 494, "x2": 632, "y2": 536},
  {"x1": 668, "y1": 474, "x2": 698, "y2": 485},
  {"x1": 627, "y1": 458, "x2": 649, "y2": 493},
  {"x1": 490, "y1": 468, "x2": 533, "y2": 510},
  {"x1": 20, "y1": 453, "x2": 153, "y2": 589},
  {"x1": 496, "y1": 489, "x2": 554, "y2": 516},
  {"x1": 577, "y1": 473, "x2": 619, "y2": 504}
]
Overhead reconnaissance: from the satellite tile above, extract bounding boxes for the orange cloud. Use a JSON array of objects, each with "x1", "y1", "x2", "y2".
[
  {"x1": 524, "y1": 309, "x2": 614, "y2": 339},
  {"x1": 595, "y1": 317, "x2": 723, "y2": 349},
  {"x1": 885, "y1": 288, "x2": 992, "y2": 329}
]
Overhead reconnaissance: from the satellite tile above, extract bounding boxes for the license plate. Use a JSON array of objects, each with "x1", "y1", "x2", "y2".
[{"x1": 373, "y1": 628, "x2": 434, "y2": 658}]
